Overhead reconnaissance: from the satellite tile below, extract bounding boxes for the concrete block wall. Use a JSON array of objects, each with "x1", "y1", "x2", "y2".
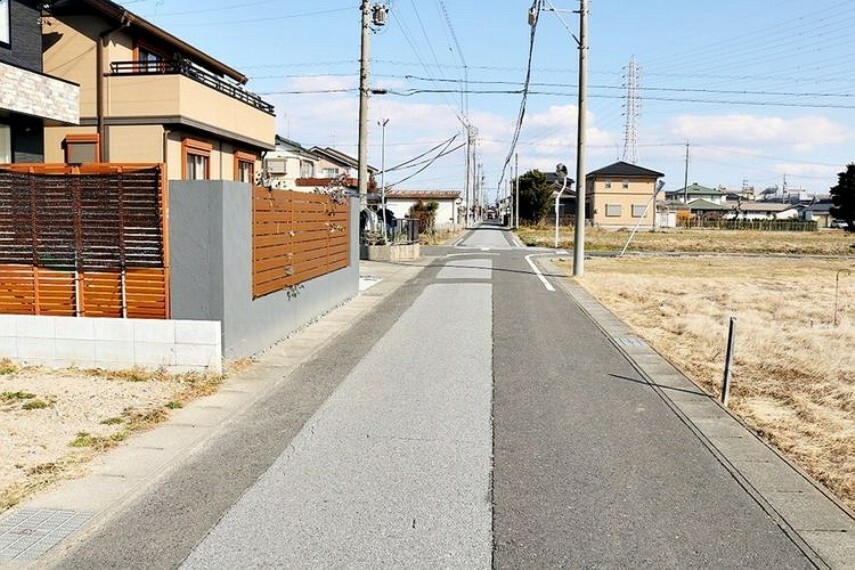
[
  {"x1": 0, "y1": 315, "x2": 222, "y2": 374},
  {"x1": 169, "y1": 181, "x2": 359, "y2": 358}
]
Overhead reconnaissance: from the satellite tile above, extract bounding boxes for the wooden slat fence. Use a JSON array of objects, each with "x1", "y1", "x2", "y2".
[
  {"x1": 0, "y1": 164, "x2": 169, "y2": 319},
  {"x1": 252, "y1": 187, "x2": 349, "y2": 298}
]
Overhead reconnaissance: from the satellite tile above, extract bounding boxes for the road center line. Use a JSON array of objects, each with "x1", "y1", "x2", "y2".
[{"x1": 525, "y1": 254, "x2": 555, "y2": 292}]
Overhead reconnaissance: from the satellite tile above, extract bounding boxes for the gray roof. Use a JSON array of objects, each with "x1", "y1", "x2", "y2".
[
  {"x1": 666, "y1": 183, "x2": 724, "y2": 197},
  {"x1": 587, "y1": 161, "x2": 664, "y2": 179}
]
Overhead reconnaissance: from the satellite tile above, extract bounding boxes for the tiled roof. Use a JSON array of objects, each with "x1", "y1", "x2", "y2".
[
  {"x1": 386, "y1": 189, "x2": 461, "y2": 200},
  {"x1": 667, "y1": 183, "x2": 723, "y2": 196},
  {"x1": 587, "y1": 161, "x2": 664, "y2": 179}
]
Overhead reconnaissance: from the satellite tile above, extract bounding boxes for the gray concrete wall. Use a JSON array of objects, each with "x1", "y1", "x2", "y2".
[{"x1": 169, "y1": 181, "x2": 358, "y2": 358}]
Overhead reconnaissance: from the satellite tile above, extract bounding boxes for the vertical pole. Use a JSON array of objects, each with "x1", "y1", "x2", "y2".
[
  {"x1": 514, "y1": 152, "x2": 519, "y2": 228},
  {"x1": 464, "y1": 126, "x2": 470, "y2": 227},
  {"x1": 721, "y1": 316, "x2": 737, "y2": 406},
  {"x1": 357, "y1": 0, "x2": 371, "y2": 215},
  {"x1": 573, "y1": 0, "x2": 588, "y2": 277},
  {"x1": 683, "y1": 141, "x2": 689, "y2": 204},
  {"x1": 380, "y1": 118, "x2": 388, "y2": 240}
]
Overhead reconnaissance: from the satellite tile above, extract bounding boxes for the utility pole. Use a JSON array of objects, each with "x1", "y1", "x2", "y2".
[
  {"x1": 357, "y1": 2, "x2": 387, "y2": 214},
  {"x1": 683, "y1": 141, "x2": 690, "y2": 204},
  {"x1": 573, "y1": 0, "x2": 588, "y2": 277},
  {"x1": 379, "y1": 118, "x2": 389, "y2": 239},
  {"x1": 357, "y1": 0, "x2": 371, "y2": 212},
  {"x1": 464, "y1": 125, "x2": 471, "y2": 227},
  {"x1": 514, "y1": 152, "x2": 519, "y2": 228}
]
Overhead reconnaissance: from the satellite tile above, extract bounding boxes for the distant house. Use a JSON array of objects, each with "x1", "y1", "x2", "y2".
[
  {"x1": 586, "y1": 161, "x2": 664, "y2": 229},
  {"x1": 666, "y1": 183, "x2": 726, "y2": 205},
  {"x1": 263, "y1": 136, "x2": 320, "y2": 190},
  {"x1": 42, "y1": 0, "x2": 275, "y2": 180},
  {"x1": 379, "y1": 189, "x2": 461, "y2": 230},
  {"x1": 1, "y1": 0, "x2": 79, "y2": 163},
  {"x1": 723, "y1": 201, "x2": 799, "y2": 221},
  {"x1": 294, "y1": 146, "x2": 376, "y2": 192},
  {"x1": 800, "y1": 200, "x2": 835, "y2": 228}
]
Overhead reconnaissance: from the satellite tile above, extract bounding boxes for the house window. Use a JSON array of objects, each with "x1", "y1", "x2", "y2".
[
  {"x1": 135, "y1": 42, "x2": 165, "y2": 73},
  {"x1": 0, "y1": 0, "x2": 9, "y2": 46},
  {"x1": 622, "y1": 179, "x2": 630, "y2": 189},
  {"x1": 266, "y1": 158, "x2": 286, "y2": 175},
  {"x1": 322, "y1": 167, "x2": 340, "y2": 177},
  {"x1": 604, "y1": 179, "x2": 612, "y2": 189},
  {"x1": 235, "y1": 151, "x2": 255, "y2": 183},
  {"x1": 0, "y1": 124, "x2": 10, "y2": 163},
  {"x1": 183, "y1": 138, "x2": 211, "y2": 180},
  {"x1": 64, "y1": 134, "x2": 100, "y2": 164},
  {"x1": 300, "y1": 160, "x2": 315, "y2": 178},
  {"x1": 605, "y1": 204, "x2": 622, "y2": 217},
  {"x1": 631, "y1": 204, "x2": 646, "y2": 218}
]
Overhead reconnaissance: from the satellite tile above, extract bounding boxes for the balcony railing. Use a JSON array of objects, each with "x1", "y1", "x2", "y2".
[{"x1": 109, "y1": 59, "x2": 275, "y2": 115}]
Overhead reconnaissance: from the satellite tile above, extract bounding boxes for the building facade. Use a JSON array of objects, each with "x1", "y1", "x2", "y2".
[
  {"x1": 0, "y1": 0, "x2": 79, "y2": 163},
  {"x1": 41, "y1": 0, "x2": 274, "y2": 180},
  {"x1": 586, "y1": 161, "x2": 664, "y2": 230}
]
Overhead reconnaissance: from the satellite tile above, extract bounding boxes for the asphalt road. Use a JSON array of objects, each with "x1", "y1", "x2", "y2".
[{"x1": 48, "y1": 222, "x2": 818, "y2": 568}]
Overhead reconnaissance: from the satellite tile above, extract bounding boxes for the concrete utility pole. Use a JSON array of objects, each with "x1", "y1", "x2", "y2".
[
  {"x1": 357, "y1": 0, "x2": 372, "y2": 212},
  {"x1": 573, "y1": 0, "x2": 588, "y2": 277},
  {"x1": 379, "y1": 118, "x2": 389, "y2": 239},
  {"x1": 464, "y1": 125, "x2": 471, "y2": 227},
  {"x1": 683, "y1": 141, "x2": 690, "y2": 204},
  {"x1": 514, "y1": 152, "x2": 519, "y2": 227}
]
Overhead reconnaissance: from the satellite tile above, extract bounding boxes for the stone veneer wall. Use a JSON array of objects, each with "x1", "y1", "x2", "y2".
[{"x1": 0, "y1": 62, "x2": 79, "y2": 124}]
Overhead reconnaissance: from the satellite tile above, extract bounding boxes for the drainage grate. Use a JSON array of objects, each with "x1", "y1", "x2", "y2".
[
  {"x1": 616, "y1": 337, "x2": 646, "y2": 348},
  {"x1": 0, "y1": 509, "x2": 92, "y2": 560}
]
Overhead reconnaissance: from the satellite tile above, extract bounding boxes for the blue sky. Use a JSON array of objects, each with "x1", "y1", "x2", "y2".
[{"x1": 129, "y1": 0, "x2": 855, "y2": 200}]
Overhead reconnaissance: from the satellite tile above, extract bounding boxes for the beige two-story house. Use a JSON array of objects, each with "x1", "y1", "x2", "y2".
[
  {"x1": 41, "y1": 0, "x2": 275, "y2": 180},
  {"x1": 586, "y1": 161, "x2": 664, "y2": 229}
]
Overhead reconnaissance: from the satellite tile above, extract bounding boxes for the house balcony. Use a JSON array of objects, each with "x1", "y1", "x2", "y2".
[{"x1": 107, "y1": 60, "x2": 275, "y2": 148}]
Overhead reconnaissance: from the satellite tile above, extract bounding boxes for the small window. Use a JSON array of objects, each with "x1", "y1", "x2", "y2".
[
  {"x1": 604, "y1": 179, "x2": 612, "y2": 189},
  {"x1": 631, "y1": 204, "x2": 646, "y2": 218},
  {"x1": 266, "y1": 158, "x2": 286, "y2": 175},
  {"x1": 323, "y1": 167, "x2": 340, "y2": 177},
  {"x1": 605, "y1": 204, "x2": 622, "y2": 217},
  {"x1": 183, "y1": 138, "x2": 211, "y2": 180},
  {"x1": 135, "y1": 41, "x2": 166, "y2": 73},
  {"x1": 300, "y1": 160, "x2": 315, "y2": 178},
  {"x1": 64, "y1": 134, "x2": 100, "y2": 164},
  {"x1": 0, "y1": 124, "x2": 10, "y2": 163},
  {"x1": 235, "y1": 150, "x2": 255, "y2": 183},
  {"x1": 622, "y1": 179, "x2": 630, "y2": 189},
  {"x1": 0, "y1": 0, "x2": 9, "y2": 46}
]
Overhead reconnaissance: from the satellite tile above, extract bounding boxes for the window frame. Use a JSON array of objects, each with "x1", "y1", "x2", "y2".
[
  {"x1": 0, "y1": 123, "x2": 11, "y2": 164},
  {"x1": 622, "y1": 179, "x2": 630, "y2": 189},
  {"x1": 605, "y1": 204, "x2": 622, "y2": 217},
  {"x1": 631, "y1": 204, "x2": 647, "y2": 218},
  {"x1": 182, "y1": 138, "x2": 212, "y2": 180},
  {"x1": 64, "y1": 134, "x2": 101, "y2": 164},
  {"x1": 133, "y1": 39, "x2": 168, "y2": 73},
  {"x1": 0, "y1": 0, "x2": 9, "y2": 47},
  {"x1": 603, "y1": 179, "x2": 612, "y2": 189},
  {"x1": 300, "y1": 160, "x2": 315, "y2": 178},
  {"x1": 234, "y1": 150, "x2": 256, "y2": 183}
]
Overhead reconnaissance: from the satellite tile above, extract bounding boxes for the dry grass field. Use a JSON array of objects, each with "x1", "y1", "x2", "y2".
[
  {"x1": 559, "y1": 255, "x2": 855, "y2": 512},
  {"x1": 519, "y1": 226, "x2": 855, "y2": 256}
]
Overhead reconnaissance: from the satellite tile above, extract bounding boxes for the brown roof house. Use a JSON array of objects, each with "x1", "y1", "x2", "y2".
[
  {"x1": 41, "y1": 0, "x2": 275, "y2": 180},
  {"x1": 586, "y1": 161, "x2": 664, "y2": 229}
]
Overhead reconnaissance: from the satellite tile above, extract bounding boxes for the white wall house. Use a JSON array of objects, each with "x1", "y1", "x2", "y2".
[
  {"x1": 263, "y1": 136, "x2": 319, "y2": 190},
  {"x1": 383, "y1": 190, "x2": 462, "y2": 230}
]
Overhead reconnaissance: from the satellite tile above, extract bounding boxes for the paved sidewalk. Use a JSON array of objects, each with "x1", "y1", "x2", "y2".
[{"x1": 0, "y1": 259, "x2": 430, "y2": 567}]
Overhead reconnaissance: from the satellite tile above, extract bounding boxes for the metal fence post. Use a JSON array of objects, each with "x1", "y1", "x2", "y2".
[{"x1": 721, "y1": 316, "x2": 737, "y2": 407}]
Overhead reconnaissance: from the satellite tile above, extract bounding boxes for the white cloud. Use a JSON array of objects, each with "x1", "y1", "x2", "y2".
[{"x1": 667, "y1": 114, "x2": 849, "y2": 151}]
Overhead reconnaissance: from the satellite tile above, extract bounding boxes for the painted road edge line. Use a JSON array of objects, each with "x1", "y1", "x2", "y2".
[{"x1": 525, "y1": 254, "x2": 555, "y2": 292}]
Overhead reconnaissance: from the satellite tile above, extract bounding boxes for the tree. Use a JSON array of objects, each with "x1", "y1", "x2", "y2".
[
  {"x1": 409, "y1": 200, "x2": 439, "y2": 233},
  {"x1": 517, "y1": 169, "x2": 554, "y2": 225},
  {"x1": 830, "y1": 163, "x2": 855, "y2": 232}
]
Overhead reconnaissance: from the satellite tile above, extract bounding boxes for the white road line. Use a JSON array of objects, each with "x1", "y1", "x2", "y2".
[
  {"x1": 525, "y1": 254, "x2": 555, "y2": 292},
  {"x1": 445, "y1": 253, "x2": 500, "y2": 257}
]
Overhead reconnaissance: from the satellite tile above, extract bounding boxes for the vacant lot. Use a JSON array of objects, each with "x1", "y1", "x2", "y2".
[
  {"x1": 519, "y1": 226, "x2": 855, "y2": 255},
  {"x1": 0, "y1": 364, "x2": 222, "y2": 513},
  {"x1": 560, "y1": 255, "x2": 855, "y2": 511}
]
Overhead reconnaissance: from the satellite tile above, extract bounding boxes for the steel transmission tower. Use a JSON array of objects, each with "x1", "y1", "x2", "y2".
[{"x1": 621, "y1": 56, "x2": 640, "y2": 165}]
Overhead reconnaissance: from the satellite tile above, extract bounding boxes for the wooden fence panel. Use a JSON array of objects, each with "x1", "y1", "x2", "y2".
[
  {"x1": 252, "y1": 187, "x2": 350, "y2": 298},
  {"x1": 0, "y1": 164, "x2": 169, "y2": 319}
]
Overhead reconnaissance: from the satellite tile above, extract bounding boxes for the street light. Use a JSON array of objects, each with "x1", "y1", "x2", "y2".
[
  {"x1": 554, "y1": 163, "x2": 570, "y2": 248},
  {"x1": 378, "y1": 118, "x2": 389, "y2": 240}
]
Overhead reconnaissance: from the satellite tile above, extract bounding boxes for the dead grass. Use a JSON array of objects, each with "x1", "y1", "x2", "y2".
[
  {"x1": 0, "y1": 365, "x2": 225, "y2": 514},
  {"x1": 561, "y1": 255, "x2": 855, "y2": 511},
  {"x1": 420, "y1": 228, "x2": 464, "y2": 246},
  {"x1": 519, "y1": 226, "x2": 855, "y2": 256}
]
